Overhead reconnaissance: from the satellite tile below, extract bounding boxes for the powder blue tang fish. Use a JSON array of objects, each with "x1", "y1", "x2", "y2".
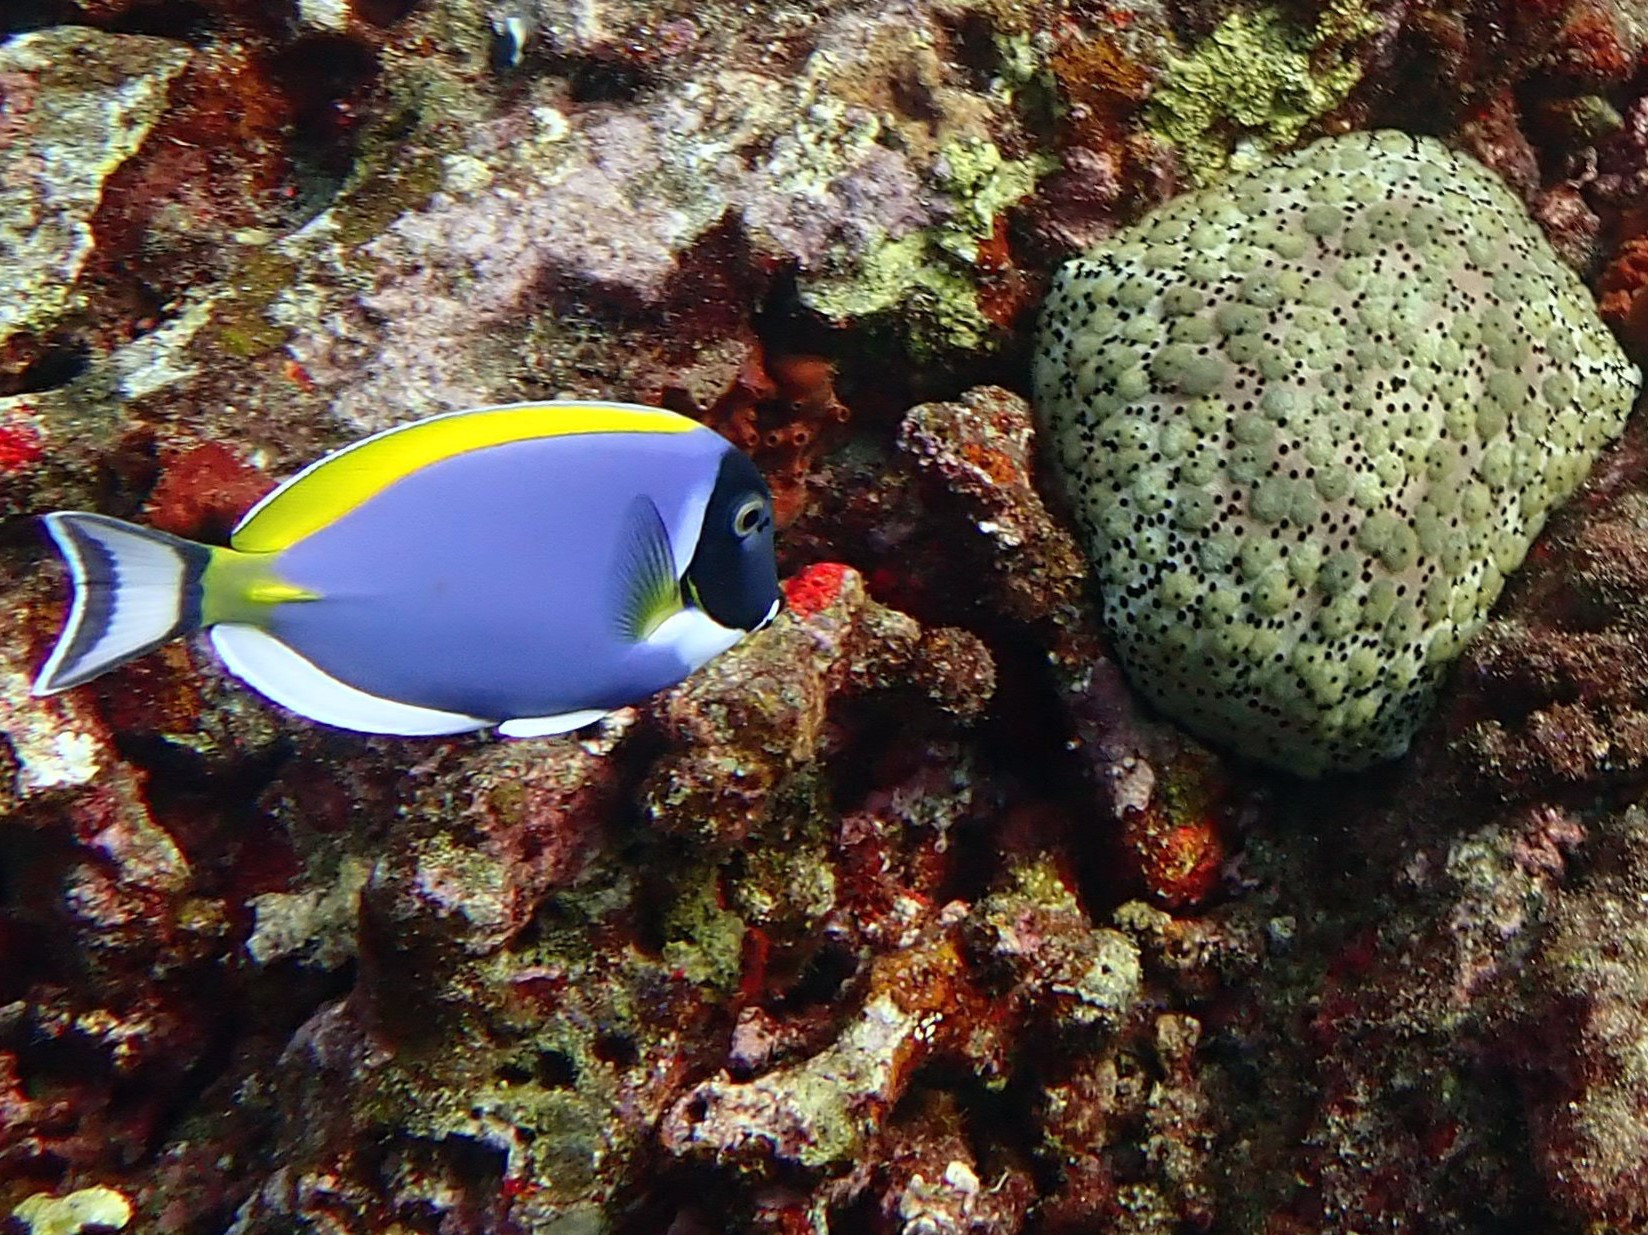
[{"x1": 32, "y1": 401, "x2": 781, "y2": 737}]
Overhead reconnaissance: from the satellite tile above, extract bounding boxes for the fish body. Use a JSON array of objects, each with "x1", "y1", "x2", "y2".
[{"x1": 32, "y1": 401, "x2": 781, "y2": 737}]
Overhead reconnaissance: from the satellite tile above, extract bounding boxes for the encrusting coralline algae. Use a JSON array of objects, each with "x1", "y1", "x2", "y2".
[{"x1": 1033, "y1": 129, "x2": 1642, "y2": 776}]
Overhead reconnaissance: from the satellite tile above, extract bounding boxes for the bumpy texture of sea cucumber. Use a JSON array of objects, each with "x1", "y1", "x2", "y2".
[{"x1": 1033, "y1": 130, "x2": 1642, "y2": 776}]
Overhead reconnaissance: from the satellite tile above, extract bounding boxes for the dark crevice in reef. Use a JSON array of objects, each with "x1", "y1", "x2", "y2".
[
  {"x1": 269, "y1": 31, "x2": 383, "y2": 209},
  {"x1": 547, "y1": 52, "x2": 659, "y2": 105},
  {"x1": 0, "y1": 0, "x2": 79, "y2": 35},
  {"x1": 0, "y1": 2, "x2": 228, "y2": 41},
  {"x1": 351, "y1": 0, "x2": 419, "y2": 28},
  {"x1": 98, "y1": 1, "x2": 218, "y2": 40},
  {"x1": 2, "y1": 339, "x2": 92, "y2": 397}
]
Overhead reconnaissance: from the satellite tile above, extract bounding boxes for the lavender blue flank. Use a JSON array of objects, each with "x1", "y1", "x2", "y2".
[{"x1": 264, "y1": 428, "x2": 730, "y2": 720}]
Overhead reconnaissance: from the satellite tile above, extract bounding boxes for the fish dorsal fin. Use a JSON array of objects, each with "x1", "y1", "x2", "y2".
[
  {"x1": 233, "y1": 401, "x2": 702, "y2": 553},
  {"x1": 615, "y1": 495, "x2": 683, "y2": 642}
]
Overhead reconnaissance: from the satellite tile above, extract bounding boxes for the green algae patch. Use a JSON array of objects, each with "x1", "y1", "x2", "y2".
[
  {"x1": 728, "y1": 775, "x2": 838, "y2": 929},
  {"x1": 325, "y1": 59, "x2": 475, "y2": 247},
  {"x1": 802, "y1": 231, "x2": 978, "y2": 351},
  {"x1": 936, "y1": 136, "x2": 1047, "y2": 257},
  {"x1": 1002, "y1": 851, "x2": 1084, "y2": 916},
  {"x1": 661, "y1": 864, "x2": 746, "y2": 992},
  {"x1": 332, "y1": 146, "x2": 448, "y2": 252},
  {"x1": 368, "y1": 1046, "x2": 614, "y2": 1207},
  {"x1": 799, "y1": 136, "x2": 1051, "y2": 359},
  {"x1": 11, "y1": 1187, "x2": 132, "y2": 1235},
  {"x1": 205, "y1": 246, "x2": 300, "y2": 359},
  {"x1": 1146, "y1": 2, "x2": 1381, "y2": 184}
]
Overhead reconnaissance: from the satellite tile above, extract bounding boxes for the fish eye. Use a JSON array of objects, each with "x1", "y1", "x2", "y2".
[{"x1": 732, "y1": 495, "x2": 766, "y2": 538}]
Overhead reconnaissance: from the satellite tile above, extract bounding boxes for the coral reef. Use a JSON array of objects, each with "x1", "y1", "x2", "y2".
[
  {"x1": 702, "y1": 349, "x2": 853, "y2": 529},
  {"x1": 1602, "y1": 235, "x2": 1648, "y2": 361},
  {"x1": 4, "y1": 0, "x2": 1648, "y2": 1231},
  {"x1": 224, "y1": 566, "x2": 1002, "y2": 1232},
  {"x1": 1192, "y1": 413, "x2": 1648, "y2": 1234},
  {"x1": 1518, "y1": 807, "x2": 1648, "y2": 1229},
  {"x1": 896, "y1": 385, "x2": 1233, "y2": 909}
]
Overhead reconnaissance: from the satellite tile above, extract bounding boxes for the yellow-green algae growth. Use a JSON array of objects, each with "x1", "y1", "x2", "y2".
[
  {"x1": 800, "y1": 136, "x2": 1052, "y2": 358},
  {"x1": 11, "y1": 1187, "x2": 132, "y2": 1235},
  {"x1": 1145, "y1": 2, "x2": 1382, "y2": 184}
]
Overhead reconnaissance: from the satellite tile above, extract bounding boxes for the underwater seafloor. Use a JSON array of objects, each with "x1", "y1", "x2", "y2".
[{"x1": 6, "y1": 0, "x2": 1648, "y2": 1232}]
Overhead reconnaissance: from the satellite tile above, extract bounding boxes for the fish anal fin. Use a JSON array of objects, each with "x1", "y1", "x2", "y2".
[
  {"x1": 497, "y1": 709, "x2": 611, "y2": 738},
  {"x1": 210, "y1": 624, "x2": 487, "y2": 736}
]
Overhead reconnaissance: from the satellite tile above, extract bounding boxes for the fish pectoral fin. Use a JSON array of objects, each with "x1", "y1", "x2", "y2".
[
  {"x1": 614, "y1": 494, "x2": 683, "y2": 642},
  {"x1": 497, "y1": 709, "x2": 612, "y2": 739}
]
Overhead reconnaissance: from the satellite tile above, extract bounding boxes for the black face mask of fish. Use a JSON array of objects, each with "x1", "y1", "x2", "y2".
[{"x1": 685, "y1": 450, "x2": 781, "y2": 631}]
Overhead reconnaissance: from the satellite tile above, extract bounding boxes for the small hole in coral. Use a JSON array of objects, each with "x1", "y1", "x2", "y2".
[
  {"x1": 594, "y1": 1032, "x2": 639, "y2": 1070},
  {"x1": 352, "y1": 0, "x2": 419, "y2": 27},
  {"x1": 268, "y1": 33, "x2": 381, "y2": 216},
  {"x1": 778, "y1": 941, "x2": 860, "y2": 1011},
  {"x1": 0, "y1": 1, "x2": 76, "y2": 35},
  {"x1": 556, "y1": 54, "x2": 653, "y2": 104},
  {"x1": 103, "y1": 0, "x2": 213, "y2": 39},
  {"x1": 7, "y1": 341, "x2": 90, "y2": 396},
  {"x1": 535, "y1": 1049, "x2": 579, "y2": 1088}
]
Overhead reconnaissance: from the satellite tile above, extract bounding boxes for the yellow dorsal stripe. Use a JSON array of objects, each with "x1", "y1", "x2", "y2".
[{"x1": 231, "y1": 401, "x2": 701, "y2": 552}]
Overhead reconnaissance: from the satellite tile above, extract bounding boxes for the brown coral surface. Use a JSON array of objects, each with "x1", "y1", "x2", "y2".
[{"x1": 5, "y1": 0, "x2": 1648, "y2": 1233}]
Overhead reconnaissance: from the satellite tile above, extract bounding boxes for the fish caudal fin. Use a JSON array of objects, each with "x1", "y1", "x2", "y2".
[{"x1": 32, "y1": 512, "x2": 211, "y2": 695}]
